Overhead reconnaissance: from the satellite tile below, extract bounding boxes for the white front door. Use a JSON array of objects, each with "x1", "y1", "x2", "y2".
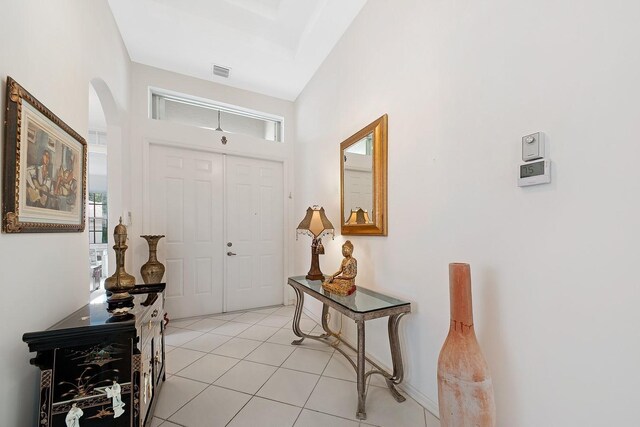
[
  {"x1": 149, "y1": 144, "x2": 224, "y2": 318},
  {"x1": 225, "y1": 156, "x2": 284, "y2": 312}
]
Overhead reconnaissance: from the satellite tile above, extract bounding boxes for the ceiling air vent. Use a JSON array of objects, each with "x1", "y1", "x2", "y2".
[{"x1": 213, "y1": 64, "x2": 230, "y2": 78}]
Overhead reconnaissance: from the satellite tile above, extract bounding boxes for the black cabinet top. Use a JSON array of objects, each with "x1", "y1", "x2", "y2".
[{"x1": 23, "y1": 284, "x2": 165, "y2": 352}]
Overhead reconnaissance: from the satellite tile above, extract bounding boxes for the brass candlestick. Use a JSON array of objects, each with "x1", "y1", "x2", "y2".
[{"x1": 105, "y1": 218, "x2": 136, "y2": 308}]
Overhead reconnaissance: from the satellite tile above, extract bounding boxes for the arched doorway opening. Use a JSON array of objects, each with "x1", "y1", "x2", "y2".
[
  {"x1": 87, "y1": 78, "x2": 123, "y2": 298},
  {"x1": 87, "y1": 84, "x2": 109, "y2": 293}
]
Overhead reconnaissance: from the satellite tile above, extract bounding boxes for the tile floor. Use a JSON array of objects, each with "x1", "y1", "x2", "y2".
[{"x1": 152, "y1": 305, "x2": 440, "y2": 427}]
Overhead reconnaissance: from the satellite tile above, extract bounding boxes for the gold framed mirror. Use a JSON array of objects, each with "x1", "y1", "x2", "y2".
[{"x1": 340, "y1": 114, "x2": 388, "y2": 236}]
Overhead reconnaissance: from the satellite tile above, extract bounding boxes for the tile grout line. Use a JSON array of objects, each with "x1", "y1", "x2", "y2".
[
  {"x1": 226, "y1": 315, "x2": 326, "y2": 426},
  {"x1": 163, "y1": 307, "x2": 292, "y2": 424},
  {"x1": 167, "y1": 307, "x2": 275, "y2": 329},
  {"x1": 163, "y1": 347, "x2": 244, "y2": 422},
  {"x1": 164, "y1": 349, "x2": 254, "y2": 424},
  {"x1": 164, "y1": 321, "x2": 261, "y2": 423},
  {"x1": 242, "y1": 314, "x2": 309, "y2": 399},
  {"x1": 165, "y1": 322, "x2": 256, "y2": 424},
  {"x1": 291, "y1": 336, "x2": 336, "y2": 426},
  {"x1": 221, "y1": 392, "x2": 257, "y2": 427},
  {"x1": 166, "y1": 307, "x2": 428, "y2": 427},
  {"x1": 170, "y1": 351, "x2": 353, "y2": 422},
  {"x1": 174, "y1": 314, "x2": 280, "y2": 335},
  {"x1": 165, "y1": 348, "x2": 209, "y2": 377},
  {"x1": 223, "y1": 335, "x2": 294, "y2": 426},
  {"x1": 170, "y1": 352, "x2": 242, "y2": 385},
  {"x1": 159, "y1": 419, "x2": 187, "y2": 427},
  {"x1": 424, "y1": 404, "x2": 429, "y2": 427},
  {"x1": 161, "y1": 380, "x2": 213, "y2": 424}
]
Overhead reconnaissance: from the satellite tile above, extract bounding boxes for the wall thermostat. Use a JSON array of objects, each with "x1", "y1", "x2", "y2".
[
  {"x1": 518, "y1": 159, "x2": 551, "y2": 187},
  {"x1": 522, "y1": 132, "x2": 545, "y2": 162}
]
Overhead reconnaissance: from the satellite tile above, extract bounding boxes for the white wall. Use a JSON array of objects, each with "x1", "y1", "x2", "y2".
[
  {"x1": 0, "y1": 1, "x2": 130, "y2": 425},
  {"x1": 127, "y1": 64, "x2": 296, "y2": 299},
  {"x1": 294, "y1": 0, "x2": 640, "y2": 425}
]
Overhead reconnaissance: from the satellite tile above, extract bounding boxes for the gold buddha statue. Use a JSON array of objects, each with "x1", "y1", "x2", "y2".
[{"x1": 322, "y1": 240, "x2": 357, "y2": 295}]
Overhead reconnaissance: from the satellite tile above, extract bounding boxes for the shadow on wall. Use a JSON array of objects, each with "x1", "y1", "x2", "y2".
[
  {"x1": 479, "y1": 267, "x2": 517, "y2": 421},
  {"x1": 90, "y1": 78, "x2": 119, "y2": 126}
]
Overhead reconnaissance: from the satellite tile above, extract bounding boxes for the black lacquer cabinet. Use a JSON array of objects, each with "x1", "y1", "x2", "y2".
[{"x1": 23, "y1": 284, "x2": 166, "y2": 427}]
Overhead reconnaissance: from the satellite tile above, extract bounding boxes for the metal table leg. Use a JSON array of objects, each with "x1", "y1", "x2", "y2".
[
  {"x1": 320, "y1": 303, "x2": 330, "y2": 333},
  {"x1": 356, "y1": 319, "x2": 367, "y2": 420},
  {"x1": 291, "y1": 287, "x2": 306, "y2": 344},
  {"x1": 385, "y1": 312, "x2": 407, "y2": 402},
  {"x1": 291, "y1": 287, "x2": 329, "y2": 345}
]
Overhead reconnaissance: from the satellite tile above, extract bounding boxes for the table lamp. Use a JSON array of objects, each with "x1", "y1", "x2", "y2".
[{"x1": 296, "y1": 206, "x2": 334, "y2": 280}]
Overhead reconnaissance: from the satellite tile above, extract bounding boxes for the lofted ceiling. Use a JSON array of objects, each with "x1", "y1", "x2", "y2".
[{"x1": 108, "y1": 0, "x2": 367, "y2": 100}]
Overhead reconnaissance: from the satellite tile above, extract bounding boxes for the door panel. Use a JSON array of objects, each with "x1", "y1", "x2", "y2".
[
  {"x1": 343, "y1": 169, "x2": 373, "y2": 221},
  {"x1": 149, "y1": 145, "x2": 224, "y2": 318},
  {"x1": 226, "y1": 156, "x2": 284, "y2": 311}
]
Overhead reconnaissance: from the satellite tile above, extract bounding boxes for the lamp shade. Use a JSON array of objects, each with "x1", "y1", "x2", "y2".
[
  {"x1": 347, "y1": 208, "x2": 371, "y2": 225},
  {"x1": 297, "y1": 206, "x2": 334, "y2": 238}
]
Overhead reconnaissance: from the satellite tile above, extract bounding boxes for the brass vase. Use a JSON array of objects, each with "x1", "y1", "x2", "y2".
[{"x1": 140, "y1": 235, "x2": 165, "y2": 284}]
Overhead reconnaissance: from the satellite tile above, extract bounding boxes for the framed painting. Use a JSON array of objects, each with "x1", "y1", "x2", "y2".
[{"x1": 3, "y1": 77, "x2": 87, "y2": 233}]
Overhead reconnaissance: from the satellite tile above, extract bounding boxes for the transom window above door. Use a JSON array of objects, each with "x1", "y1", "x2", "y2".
[{"x1": 150, "y1": 89, "x2": 284, "y2": 142}]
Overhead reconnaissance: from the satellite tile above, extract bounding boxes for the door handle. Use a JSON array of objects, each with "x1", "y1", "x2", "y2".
[{"x1": 227, "y1": 251, "x2": 237, "y2": 256}]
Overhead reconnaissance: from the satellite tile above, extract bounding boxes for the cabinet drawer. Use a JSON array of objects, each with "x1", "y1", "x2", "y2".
[
  {"x1": 141, "y1": 297, "x2": 163, "y2": 325},
  {"x1": 140, "y1": 298, "x2": 163, "y2": 348}
]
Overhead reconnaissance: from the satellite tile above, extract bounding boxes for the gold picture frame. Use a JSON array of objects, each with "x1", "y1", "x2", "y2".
[
  {"x1": 3, "y1": 77, "x2": 87, "y2": 233},
  {"x1": 340, "y1": 114, "x2": 388, "y2": 236}
]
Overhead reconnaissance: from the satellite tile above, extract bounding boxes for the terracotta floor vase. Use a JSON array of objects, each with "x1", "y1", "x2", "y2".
[{"x1": 437, "y1": 263, "x2": 496, "y2": 427}]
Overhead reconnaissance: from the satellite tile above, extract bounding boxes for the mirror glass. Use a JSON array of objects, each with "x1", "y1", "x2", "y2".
[
  {"x1": 343, "y1": 133, "x2": 374, "y2": 224},
  {"x1": 340, "y1": 114, "x2": 387, "y2": 236}
]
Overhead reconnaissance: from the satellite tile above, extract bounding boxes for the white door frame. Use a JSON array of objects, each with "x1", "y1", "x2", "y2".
[{"x1": 142, "y1": 137, "x2": 291, "y2": 312}]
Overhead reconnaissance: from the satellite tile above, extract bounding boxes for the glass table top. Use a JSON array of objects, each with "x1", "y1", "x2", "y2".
[{"x1": 288, "y1": 276, "x2": 410, "y2": 314}]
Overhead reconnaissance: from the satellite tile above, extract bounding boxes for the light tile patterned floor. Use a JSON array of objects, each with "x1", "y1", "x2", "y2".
[{"x1": 152, "y1": 306, "x2": 440, "y2": 427}]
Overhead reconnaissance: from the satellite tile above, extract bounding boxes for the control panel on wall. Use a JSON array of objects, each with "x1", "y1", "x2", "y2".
[{"x1": 518, "y1": 132, "x2": 551, "y2": 187}]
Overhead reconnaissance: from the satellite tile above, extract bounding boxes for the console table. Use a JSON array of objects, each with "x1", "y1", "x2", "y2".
[
  {"x1": 287, "y1": 276, "x2": 411, "y2": 420},
  {"x1": 23, "y1": 284, "x2": 166, "y2": 427}
]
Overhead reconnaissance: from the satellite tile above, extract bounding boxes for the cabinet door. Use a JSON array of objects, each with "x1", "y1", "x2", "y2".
[
  {"x1": 49, "y1": 339, "x2": 134, "y2": 426},
  {"x1": 52, "y1": 340, "x2": 132, "y2": 404},
  {"x1": 140, "y1": 340, "x2": 153, "y2": 424},
  {"x1": 152, "y1": 322, "x2": 164, "y2": 385}
]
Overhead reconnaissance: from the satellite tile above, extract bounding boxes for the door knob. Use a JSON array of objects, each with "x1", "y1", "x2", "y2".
[{"x1": 227, "y1": 251, "x2": 237, "y2": 256}]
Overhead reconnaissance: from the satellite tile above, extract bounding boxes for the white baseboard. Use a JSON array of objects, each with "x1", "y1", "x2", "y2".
[
  {"x1": 301, "y1": 306, "x2": 321, "y2": 324},
  {"x1": 400, "y1": 379, "x2": 440, "y2": 419},
  {"x1": 301, "y1": 306, "x2": 440, "y2": 420}
]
